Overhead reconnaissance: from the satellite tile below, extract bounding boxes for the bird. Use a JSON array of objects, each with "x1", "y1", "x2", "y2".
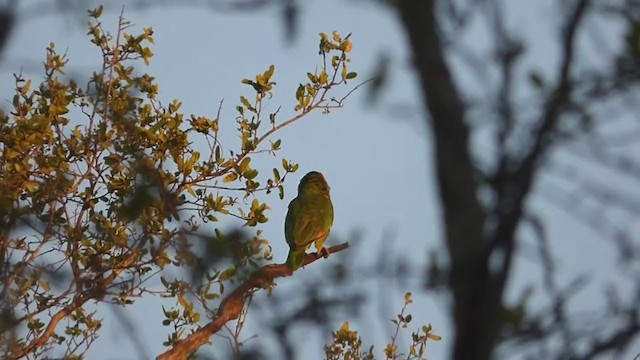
[{"x1": 285, "y1": 171, "x2": 334, "y2": 271}]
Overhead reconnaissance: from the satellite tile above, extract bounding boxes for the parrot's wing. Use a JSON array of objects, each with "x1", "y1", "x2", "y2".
[{"x1": 285, "y1": 197, "x2": 327, "y2": 250}]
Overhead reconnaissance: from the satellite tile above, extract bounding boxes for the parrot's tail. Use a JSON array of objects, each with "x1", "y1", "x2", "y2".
[{"x1": 286, "y1": 251, "x2": 305, "y2": 271}]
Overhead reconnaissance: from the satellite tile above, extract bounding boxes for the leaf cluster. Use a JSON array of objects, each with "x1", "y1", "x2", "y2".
[
  {"x1": 0, "y1": 7, "x2": 360, "y2": 359},
  {"x1": 324, "y1": 293, "x2": 440, "y2": 360}
]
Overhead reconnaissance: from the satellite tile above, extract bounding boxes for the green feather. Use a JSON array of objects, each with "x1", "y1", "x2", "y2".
[
  {"x1": 285, "y1": 171, "x2": 334, "y2": 270},
  {"x1": 286, "y1": 250, "x2": 306, "y2": 270}
]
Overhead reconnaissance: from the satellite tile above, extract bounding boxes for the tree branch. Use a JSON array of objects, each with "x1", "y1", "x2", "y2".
[
  {"x1": 398, "y1": 0, "x2": 488, "y2": 358},
  {"x1": 156, "y1": 242, "x2": 349, "y2": 360},
  {"x1": 10, "y1": 249, "x2": 142, "y2": 359},
  {"x1": 489, "y1": 0, "x2": 591, "y2": 303}
]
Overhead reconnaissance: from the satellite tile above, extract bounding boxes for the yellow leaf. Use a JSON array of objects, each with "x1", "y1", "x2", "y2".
[
  {"x1": 178, "y1": 295, "x2": 188, "y2": 308},
  {"x1": 223, "y1": 173, "x2": 237, "y2": 183},
  {"x1": 20, "y1": 80, "x2": 31, "y2": 95},
  {"x1": 319, "y1": 70, "x2": 328, "y2": 84},
  {"x1": 240, "y1": 96, "x2": 252, "y2": 110},
  {"x1": 343, "y1": 41, "x2": 352, "y2": 53},
  {"x1": 24, "y1": 181, "x2": 39, "y2": 192},
  {"x1": 404, "y1": 292, "x2": 413, "y2": 304},
  {"x1": 339, "y1": 321, "x2": 350, "y2": 331}
]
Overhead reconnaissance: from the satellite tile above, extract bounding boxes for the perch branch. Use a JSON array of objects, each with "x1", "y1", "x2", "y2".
[{"x1": 156, "y1": 242, "x2": 349, "y2": 360}]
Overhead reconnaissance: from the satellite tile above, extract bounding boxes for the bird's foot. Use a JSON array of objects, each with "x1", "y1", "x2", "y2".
[{"x1": 319, "y1": 247, "x2": 330, "y2": 259}]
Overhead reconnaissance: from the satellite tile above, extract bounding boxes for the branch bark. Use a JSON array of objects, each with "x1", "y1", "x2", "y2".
[{"x1": 156, "y1": 242, "x2": 349, "y2": 360}]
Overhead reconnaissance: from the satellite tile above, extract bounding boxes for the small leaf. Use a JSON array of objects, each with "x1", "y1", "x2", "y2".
[
  {"x1": 88, "y1": 5, "x2": 103, "y2": 18},
  {"x1": 307, "y1": 72, "x2": 317, "y2": 83},
  {"x1": 343, "y1": 41, "x2": 352, "y2": 53},
  {"x1": 404, "y1": 292, "x2": 412, "y2": 303},
  {"x1": 240, "y1": 96, "x2": 252, "y2": 110},
  {"x1": 24, "y1": 181, "x2": 39, "y2": 192},
  {"x1": 238, "y1": 157, "x2": 251, "y2": 173},
  {"x1": 295, "y1": 84, "x2": 304, "y2": 101},
  {"x1": 319, "y1": 70, "x2": 328, "y2": 84},
  {"x1": 339, "y1": 321, "x2": 350, "y2": 331},
  {"x1": 263, "y1": 64, "x2": 275, "y2": 81},
  {"x1": 219, "y1": 268, "x2": 237, "y2": 282},
  {"x1": 223, "y1": 173, "x2": 237, "y2": 183}
]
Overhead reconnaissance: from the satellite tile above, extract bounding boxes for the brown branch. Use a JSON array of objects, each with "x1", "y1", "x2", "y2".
[
  {"x1": 582, "y1": 309, "x2": 640, "y2": 359},
  {"x1": 178, "y1": 73, "x2": 366, "y2": 194},
  {"x1": 10, "y1": 249, "x2": 141, "y2": 359},
  {"x1": 156, "y1": 242, "x2": 349, "y2": 360},
  {"x1": 489, "y1": 0, "x2": 591, "y2": 297},
  {"x1": 512, "y1": 0, "x2": 590, "y2": 178}
]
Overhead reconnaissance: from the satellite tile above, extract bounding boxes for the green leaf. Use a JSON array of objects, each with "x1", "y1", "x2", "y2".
[
  {"x1": 240, "y1": 96, "x2": 253, "y2": 111},
  {"x1": 88, "y1": 5, "x2": 103, "y2": 18},
  {"x1": 215, "y1": 146, "x2": 222, "y2": 163},
  {"x1": 245, "y1": 169, "x2": 258, "y2": 179},
  {"x1": 238, "y1": 157, "x2": 251, "y2": 173},
  {"x1": 307, "y1": 72, "x2": 317, "y2": 83},
  {"x1": 345, "y1": 72, "x2": 357, "y2": 80},
  {"x1": 204, "y1": 292, "x2": 220, "y2": 300},
  {"x1": 295, "y1": 84, "x2": 304, "y2": 101},
  {"x1": 219, "y1": 268, "x2": 236, "y2": 282}
]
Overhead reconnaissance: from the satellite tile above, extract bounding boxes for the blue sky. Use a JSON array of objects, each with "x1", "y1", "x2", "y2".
[{"x1": 2, "y1": 0, "x2": 638, "y2": 359}]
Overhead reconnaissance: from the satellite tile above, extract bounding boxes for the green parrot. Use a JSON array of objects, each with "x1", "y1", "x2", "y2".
[{"x1": 285, "y1": 171, "x2": 334, "y2": 270}]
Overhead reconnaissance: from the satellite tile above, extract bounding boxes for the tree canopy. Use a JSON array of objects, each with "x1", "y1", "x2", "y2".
[
  {"x1": 2, "y1": 1, "x2": 640, "y2": 359},
  {"x1": 1, "y1": 8, "x2": 436, "y2": 359}
]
